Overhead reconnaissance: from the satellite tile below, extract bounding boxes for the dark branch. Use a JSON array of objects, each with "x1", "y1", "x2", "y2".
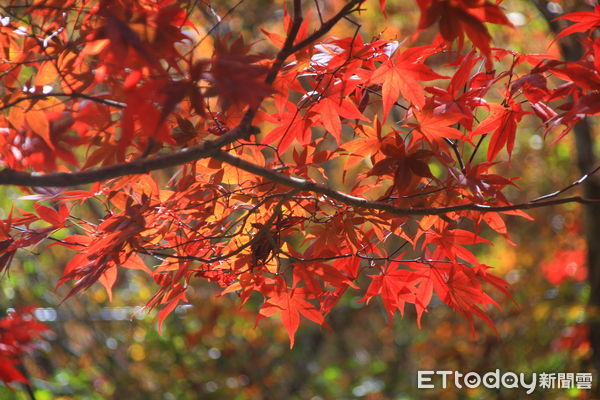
[
  {"x1": 0, "y1": 92, "x2": 126, "y2": 111},
  {"x1": 0, "y1": 124, "x2": 257, "y2": 187},
  {"x1": 213, "y1": 151, "x2": 600, "y2": 216}
]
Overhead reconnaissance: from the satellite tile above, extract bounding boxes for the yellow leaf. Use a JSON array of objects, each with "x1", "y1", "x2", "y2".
[
  {"x1": 8, "y1": 103, "x2": 25, "y2": 129},
  {"x1": 35, "y1": 61, "x2": 58, "y2": 86},
  {"x1": 25, "y1": 109, "x2": 51, "y2": 147}
]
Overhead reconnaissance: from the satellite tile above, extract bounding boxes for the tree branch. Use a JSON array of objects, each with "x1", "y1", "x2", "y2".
[
  {"x1": 1, "y1": 0, "x2": 593, "y2": 218},
  {"x1": 0, "y1": 0, "x2": 365, "y2": 189},
  {"x1": 213, "y1": 151, "x2": 600, "y2": 216},
  {"x1": 4, "y1": 143, "x2": 599, "y2": 216},
  {"x1": 0, "y1": 92, "x2": 126, "y2": 111},
  {"x1": 286, "y1": 0, "x2": 364, "y2": 56},
  {"x1": 0, "y1": 124, "x2": 258, "y2": 187}
]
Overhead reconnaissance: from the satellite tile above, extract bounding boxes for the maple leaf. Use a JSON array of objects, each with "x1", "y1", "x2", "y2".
[
  {"x1": 361, "y1": 261, "x2": 421, "y2": 323},
  {"x1": 511, "y1": 73, "x2": 550, "y2": 104},
  {"x1": 416, "y1": 0, "x2": 512, "y2": 53},
  {"x1": 458, "y1": 161, "x2": 518, "y2": 203},
  {"x1": 261, "y1": 102, "x2": 312, "y2": 152},
  {"x1": 292, "y1": 260, "x2": 355, "y2": 297},
  {"x1": 480, "y1": 212, "x2": 514, "y2": 244},
  {"x1": 370, "y1": 47, "x2": 446, "y2": 119},
  {"x1": 157, "y1": 285, "x2": 188, "y2": 333},
  {"x1": 25, "y1": 109, "x2": 51, "y2": 148},
  {"x1": 553, "y1": 6, "x2": 600, "y2": 42},
  {"x1": 258, "y1": 283, "x2": 325, "y2": 348},
  {"x1": 471, "y1": 101, "x2": 528, "y2": 161},
  {"x1": 34, "y1": 203, "x2": 69, "y2": 227},
  {"x1": 2, "y1": 0, "x2": 597, "y2": 354},
  {"x1": 207, "y1": 37, "x2": 271, "y2": 111},
  {"x1": 545, "y1": 60, "x2": 600, "y2": 92},
  {"x1": 55, "y1": 203, "x2": 147, "y2": 300},
  {"x1": 542, "y1": 249, "x2": 587, "y2": 285},
  {"x1": 432, "y1": 264, "x2": 500, "y2": 336},
  {"x1": 425, "y1": 226, "x2": 490, "y2": 264},
  {"x1": 263, "y1": 7, "x2": 312, "y2": 50},
  {"x1": 471, "y1": 264, "x2": 515, "y2": 304},
  {"x1": 301, "y1": 74, "x2": 367, "y2": 142},
  {"x1": 367, "y1": 132, "x2": 435, "y2": 195},
  {"x1": 0, "y1": 307, "x2": 49, "y2": 386},
  {"x1": 311, "y1": 96, "x2": 366, "y2": 142},
  {"x1": 407, "y1": 107, "x2": 465, "y2": 145},
  {"x1": 411, "y1": 265, "x2": 435, "y2": 327},
  {"x1": 428, "y1": 52, "x2": 490, "y2": 130}
]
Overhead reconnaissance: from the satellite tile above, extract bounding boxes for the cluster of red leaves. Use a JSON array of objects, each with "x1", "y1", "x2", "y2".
[
  {"x1": 416, "y1": 0, "x2": 512, "y2": 54},
  {"x1": 552, "y1": 323, "x2": 590, "y2": 353},
  {"x1": 380, "y1": 0, "x2": 512, "y2": 53},
  {"x1": 0, "y1": 307, "x2": 49, "y2": 387},
  {"x1": 542, "y1": 248, "x2": 587, "y2": 285},
  {"x1": 0, "y1": 0, "x2": 598, "y2": 348}
]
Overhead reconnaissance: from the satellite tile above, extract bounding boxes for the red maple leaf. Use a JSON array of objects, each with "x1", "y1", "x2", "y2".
[
  {"x1": 407, "y1": 107, "x2": 465, "y2": 145},
  {"x1": 258, "y1": 283, "x2": 325, "y2": 348},
  {"x1": 261, "y1": 102, "x2": 312, "y2": 152},
  {"x1": 428, "y1": 51, "x2": 490, "y2": 130},
  {"x1": 208, "y1": 37, "x2": 271, "y2": 111},
  {"x1": 471, "y1": 101, "x2": 528, "y2": 161},
  {"x1": 0, "y1": 307, "x2": 49, "y2": 386},
  {"x1": 553, "y1": 6, "x2": 600, "y2": 41},
  {"x1": 416, "y1": 0, "x2": 512, "y2": 53},
  {"x1": 542, "y1": 249, "x2": 587, "y2": 285},
  {"x1": 361, "y1": 261, "x2": 421, "y2": 323},
  {"x1": 370, "y1": 47, "x2": 446, "y2": 119},
  {"x1": 432, "y1": 264, "x2": 500, "y2": 336}
]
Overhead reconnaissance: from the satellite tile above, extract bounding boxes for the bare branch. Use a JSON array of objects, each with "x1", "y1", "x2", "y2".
[
  {"x1": 287, "y1": 0, "x2": 364, "y2": 55},
  {"x1": 532, "y1": 164, "x2": 600, "y2": 202},
  {"x1": 213, "y1": 151, "x2": 600, "y2": 216}
]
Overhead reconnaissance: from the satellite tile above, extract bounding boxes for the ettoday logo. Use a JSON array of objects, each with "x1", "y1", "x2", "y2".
[{"x1": 417, "y1": 370, "x2": 593, "y2": 394}]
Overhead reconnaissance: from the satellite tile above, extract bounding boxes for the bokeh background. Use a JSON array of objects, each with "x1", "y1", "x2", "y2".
[{"x1": 0, "y1": 0, "x2": 597, "y2": 399}]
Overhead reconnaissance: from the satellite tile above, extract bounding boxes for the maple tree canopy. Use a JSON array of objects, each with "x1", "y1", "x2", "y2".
[{"x1": 1, "y1": 0, "x2": 600, "y2": 360}]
